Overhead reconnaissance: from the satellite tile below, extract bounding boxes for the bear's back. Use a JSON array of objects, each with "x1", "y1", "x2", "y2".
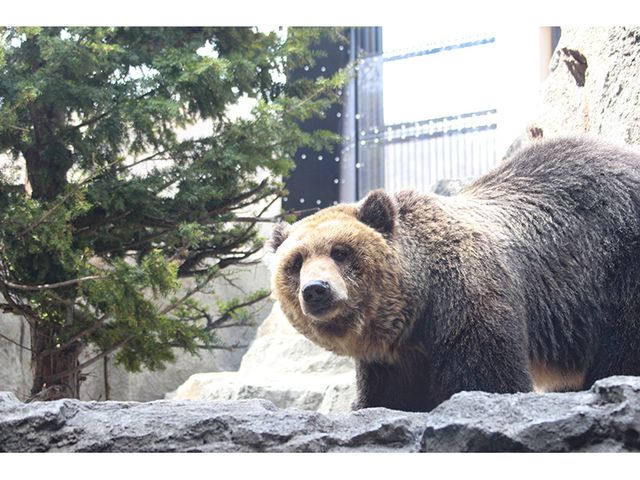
[{"x1": 463, "y1": 136, "x2": 640, "y2": 206}]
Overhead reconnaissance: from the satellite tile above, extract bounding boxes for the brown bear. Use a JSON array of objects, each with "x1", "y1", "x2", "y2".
[{"x1": 268, "y1": 136, "x2": 640, "y2": 412}]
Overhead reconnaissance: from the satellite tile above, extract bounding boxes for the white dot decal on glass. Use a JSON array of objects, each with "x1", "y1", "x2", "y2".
[
  {"x1": 318, "y1": 155, "x2": 323, "y2": 161},
  {"x1": 303, "y1": 65, "x2": 309, "y2": 71},
  {"x1": 283, "y1": 197, "x2": 288, "y2": 202},
  {"x1": 336, "y1": 112, "x2": 342, "y2": 118},
  {"x1": 316, "y1": 199, "x2": 321, "y2": 205},
  {"x1": 301, "y1": 154, "x2": 306, "y2": 160},
  {"x1": 334, "y1": 157, "x2": 340, "y2": 162},
  {"x1": 338, "y1": 45, "x2": 344, "y2": 51},
  {"x1": 320, "y1": 66, "x2": 326, "y2": 72},
  {"x1": 299, "y1": 198, "x2": 305, "y2": 203},
  {"x1": 355, "y1": 163, "x2": 361, "y2": 169},
  {"x1": 333, "y1": 178, "x2": 339, "y2": 184},
  {"x1": 333, "y1": 201, "x2": 338, "y2": 205}
]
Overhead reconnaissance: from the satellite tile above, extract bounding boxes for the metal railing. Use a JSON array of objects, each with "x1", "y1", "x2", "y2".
[
  {"x1": 380, "y1": 109, "x2": 497, "y2": 193},
  {"x1": 339, "y1": 34, "x2": 500, "y2": 201}
]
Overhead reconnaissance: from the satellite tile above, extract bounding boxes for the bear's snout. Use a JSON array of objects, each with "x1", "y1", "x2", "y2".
[
  {"x1": 297, "y1": 255, "x2": 348, "y2": 318},
  {"x1": 302, "y1": 280, "x2": 331, "y2": 306},
  {"x1": 302, "y1": 280, "x2": 333, "y2": 312}
]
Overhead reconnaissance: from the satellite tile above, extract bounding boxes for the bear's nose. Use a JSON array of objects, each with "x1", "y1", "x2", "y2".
[{"x1": 302, "y1": 280, "x2": 331, "y2": 305}]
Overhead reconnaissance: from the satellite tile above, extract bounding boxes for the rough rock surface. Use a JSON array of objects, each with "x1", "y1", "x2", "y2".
[
  {"x1": 170, "y1": 303, "x2": 356, "y2": 413},
  {"x1": 532, "y1": 27, "x2": 640, "y2": 146},
  {"x1": 0, "y1": 314, "x2": 31, "y2": 399},
  {"x1": 2, "y1": 376, "x2": 640, "y2": 452}
]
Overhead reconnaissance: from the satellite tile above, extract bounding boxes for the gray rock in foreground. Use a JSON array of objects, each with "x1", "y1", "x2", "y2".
[{"x1": 1, "y1": 376, "x2": 639, "y2": 452}]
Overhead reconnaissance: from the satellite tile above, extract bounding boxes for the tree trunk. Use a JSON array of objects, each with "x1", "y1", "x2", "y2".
[{"x1": 29, "y1": 323, "x2": 83, "y2": 400}]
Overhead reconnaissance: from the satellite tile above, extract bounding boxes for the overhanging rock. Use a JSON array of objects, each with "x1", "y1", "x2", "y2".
[{"x1": 1, "y1": 376, "x2": 639, "y2": 452}]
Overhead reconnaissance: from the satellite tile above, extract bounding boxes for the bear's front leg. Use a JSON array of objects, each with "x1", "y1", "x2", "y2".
[
  {"x1": 352, "y1": 313, "x2": 532, "y2": 412},
  {"x1": 429, "y1": 316, "x2": 533, "y2": 404},
  {"x1": 353, "y1": 355, "x2": 439, "y2": 412}
]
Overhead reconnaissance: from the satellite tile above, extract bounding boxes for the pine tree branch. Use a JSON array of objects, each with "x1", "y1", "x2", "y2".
[
  {"x1": 74, "y1": 209, "x2": 133, "y2": 234},
  {"x1": 95, "y1": 178, "x2": 271, "y2": 257}
]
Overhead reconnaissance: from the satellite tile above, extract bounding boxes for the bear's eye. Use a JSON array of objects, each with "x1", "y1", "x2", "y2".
[
  {"x1": 330, "y1": 245, "x2": 351, "y2": 263},
  {"x1": 288, "y1": 254, "x2": 303, "y2": 273}
]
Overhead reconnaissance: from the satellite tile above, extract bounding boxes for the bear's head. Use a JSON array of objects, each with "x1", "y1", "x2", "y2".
[{"x1": 268, "y1": 190, "x2": 411, "y2": 362}]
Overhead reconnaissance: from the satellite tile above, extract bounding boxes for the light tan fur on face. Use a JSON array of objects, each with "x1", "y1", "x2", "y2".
[
  {"x1": 271, "y1": 205, "x2": 413, "y2": 363},
  {"x1": 530, "y1": 363, "x2": 586, "y2": 392},
  {"x1": 298, "y1": 256, "x2": 348, "y2": 317}
]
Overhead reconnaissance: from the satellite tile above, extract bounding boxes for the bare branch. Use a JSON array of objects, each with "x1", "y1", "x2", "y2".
[
  {"x1": 1, "y1": 275, "x2": 101, "y2": 292},
  {"x1": 168, "y1": 342, "x2": 249, "y2": 351},
  {"x1": 206, "y1": 178, "x2": 270, "y2": 218},
  {"x1": 209, "y1": 323, "x2": 252, "y2": 330},
  {"x1": 39, "y1": 312, "x2": 109, "y2": 358},
  {"x1": 0, "y1": 281, "x2": 41, "y2": 327},
  {"x1": 44, "y1": 334, "x2": 134, "y2": 383},
  {"x1": 74, "y1": 209, "x2": 133, "y2": 234},
  {"x1": 112, "y1": 149, "x2": 170, "y2": 174},
  {"x1": 18, "y1": 156, "x2": 127, "y2": 237},
  {"x1": 69, "y1": 89, "x2": 157, "y2": 131},
  {"x1": 0, "y1": 331, "x2": 32, "y2": 351},
  {"x1": 159, "y1": 269, "x2": 219, "y2": 316},
  {"x1": 3, "y1": 124, "x2": 30, "y2": 133},
  {"x1": 229, "y1": 216, "x2": 282, "y2": 223},
  {"x1": 70, "y1": 109, "x2": 112, "y2": 131},
  {"x1": 203, "y1": 290, "x2": 270, "y2": 332}
]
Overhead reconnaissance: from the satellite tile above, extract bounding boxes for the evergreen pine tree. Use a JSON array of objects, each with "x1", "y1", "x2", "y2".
[{"x1": 0, "y1": 27, "x2": 344, "y2": 399}]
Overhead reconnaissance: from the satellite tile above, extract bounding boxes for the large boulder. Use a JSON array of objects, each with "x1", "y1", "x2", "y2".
[
  {"x1": 170, "y1": 303, "x2": 357, "y2": 413},
  {"x1": 2, "y1": 376, "x2": 640, "y2": 452}
]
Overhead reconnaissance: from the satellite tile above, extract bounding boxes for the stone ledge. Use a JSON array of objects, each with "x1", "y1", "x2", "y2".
[{"x1": 1, "y1": 376, "x2": 639, "y2": 452}]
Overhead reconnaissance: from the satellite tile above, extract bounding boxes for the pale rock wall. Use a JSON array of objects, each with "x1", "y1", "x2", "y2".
[
  {"x1": 533, "y1": 27, "x2": 640, "y2": 145},
  {"x1": 0, "y1": 313, "x2": 31, "y2": 399},
  {"x1": 170, "y1": 303, "x2": 357, "y2": 414}
]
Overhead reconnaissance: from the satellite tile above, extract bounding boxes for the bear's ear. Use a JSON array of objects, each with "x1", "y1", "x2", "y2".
[
  {"x1": 357, "y1": 189, "x2": 396, "y2": 238},
  {"x1": 267, "y1": 222, "x2": 290, "y2": 252}
]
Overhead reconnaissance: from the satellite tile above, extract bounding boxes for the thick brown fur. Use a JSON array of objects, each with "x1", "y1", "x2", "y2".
[
  {"x1": 269, "y1": 136, "x2": 640, "y2": 412},
  {"x1": 271, "y1": 205, "x2": 413, "y2": 362}
]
